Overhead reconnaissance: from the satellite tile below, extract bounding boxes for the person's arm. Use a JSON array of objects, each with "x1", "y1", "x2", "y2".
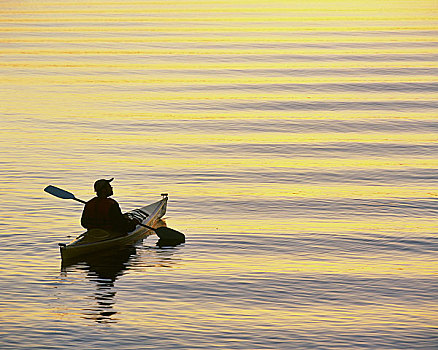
[
  {"x1": 109, "y1": 200, "x2": 138, "y2": 232},
  {"x1": 109, "y1": 200, "x2": 124, "y2": 225},
  {"x1": 81, "y1": 202, "x2": 91, "y2": 229}
]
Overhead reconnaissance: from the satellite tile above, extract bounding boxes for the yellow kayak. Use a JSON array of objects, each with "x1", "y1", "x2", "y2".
[{"x1": 59, "y1": 194, "x2": 168, "y2": 260}]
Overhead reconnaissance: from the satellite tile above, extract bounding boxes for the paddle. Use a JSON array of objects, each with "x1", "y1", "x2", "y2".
[
  {"x1": 44, "y1": 185, "x2": 87, "y2": 204},
  {"x1": 44, "y1": 185, "x2": 185, "y2": 242}
]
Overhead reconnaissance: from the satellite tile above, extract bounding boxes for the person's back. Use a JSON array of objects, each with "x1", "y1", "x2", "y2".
[
  {"x1": 81, "y1": 178, "x2": 138, "y2": 234},
  {"x1": 81, "y1": 196, "x2": 119, "y2": 231}
]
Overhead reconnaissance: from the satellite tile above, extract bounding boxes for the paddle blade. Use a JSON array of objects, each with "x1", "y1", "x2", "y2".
[
  {"x1": 154, "y1": 227, "x2": 185, "y2": 243},
  {"x1": 44, "y1": 185, "x2": 76, "y2": 200}
]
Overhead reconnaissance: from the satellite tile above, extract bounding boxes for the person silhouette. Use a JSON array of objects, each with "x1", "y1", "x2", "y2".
[{"x1": 81, "y1": 178, "x2": 139, "y2": 235}]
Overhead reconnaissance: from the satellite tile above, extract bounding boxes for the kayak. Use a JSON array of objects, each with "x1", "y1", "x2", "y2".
[{"x1": 59, "y1": 194, "x2": 168, "y2": 260}]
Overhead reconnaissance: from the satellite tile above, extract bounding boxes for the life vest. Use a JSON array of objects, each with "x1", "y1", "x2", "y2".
[{"x1": 82, "y1": 197, "x2": 116, "y2": 230}]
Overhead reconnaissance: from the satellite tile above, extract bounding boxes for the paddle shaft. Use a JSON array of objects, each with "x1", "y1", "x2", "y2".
[
  {"x1": 138, "y1": 223, "x2": 157, "y2": 232},
  {"x1": 44, "y1": 184, "x2": 185, "y2": 240},
  {"x1": 73, "y1": 197, "x2": 87, "y2": 204}
]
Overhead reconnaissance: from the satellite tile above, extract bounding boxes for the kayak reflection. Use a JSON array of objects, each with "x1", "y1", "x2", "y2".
[
  {"x1": 60, "y1": 238, "x2": 183, "y2": 324},
  {"x1": 61, "y1": 245, "x2": 136, "y2": 323}
]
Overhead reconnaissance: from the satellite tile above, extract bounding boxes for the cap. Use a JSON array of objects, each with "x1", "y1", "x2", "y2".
[{"x1": 94, "y1": 178, "x2": 114, "y2": 192}]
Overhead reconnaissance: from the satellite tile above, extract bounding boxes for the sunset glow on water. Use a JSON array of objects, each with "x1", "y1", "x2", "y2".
[{"x1": 1, "y1": 1, "x2": 437, "y2": 348}]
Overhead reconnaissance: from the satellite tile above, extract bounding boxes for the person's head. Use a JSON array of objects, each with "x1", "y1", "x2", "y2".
[{"x1": 94, "y1": 178, "x2": 114, "y2": 198}]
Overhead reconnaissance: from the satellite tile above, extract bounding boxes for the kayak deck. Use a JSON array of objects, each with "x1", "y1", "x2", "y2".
[{"x1": 59, "y1": 194, "x2": 168, "y2": 261}]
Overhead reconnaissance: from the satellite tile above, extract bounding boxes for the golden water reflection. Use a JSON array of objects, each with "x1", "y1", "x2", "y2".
[{"x1": 1, "y1": 0, "x2": 437, "y2": 346}]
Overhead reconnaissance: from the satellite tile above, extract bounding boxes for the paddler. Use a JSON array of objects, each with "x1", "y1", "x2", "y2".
[{"x1": 81, "y1": 178, "x2": 139, "y2": 235}]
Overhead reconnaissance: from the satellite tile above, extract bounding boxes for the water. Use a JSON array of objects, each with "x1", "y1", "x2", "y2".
[{"x1": 1, "y1": 0, "x2": 437, "y2": 348}]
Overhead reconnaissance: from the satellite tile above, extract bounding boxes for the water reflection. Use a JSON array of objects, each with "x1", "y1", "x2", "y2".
[
  {"x1": 60, "y1": 239, "x2": 183, "y2": 324},
  {"x1": 61, "y1": 245, "x2": 136, "y2": 323}
]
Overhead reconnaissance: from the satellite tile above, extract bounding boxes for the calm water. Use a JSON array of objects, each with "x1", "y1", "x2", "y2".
[{"x1": 1, "y1": 0, "x2": 437, "y2": 348}]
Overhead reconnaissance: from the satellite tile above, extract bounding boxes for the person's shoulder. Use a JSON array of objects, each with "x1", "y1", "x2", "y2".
[
  {"x1": 85, "y1": 196, "x2": 99, "y2": 204},
  {"x1": 88, "y1": 196, "x2": 118, "y2": 205},
  {"x1": 106, "y1": 197, "x2": 120, "y2": 206}
]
